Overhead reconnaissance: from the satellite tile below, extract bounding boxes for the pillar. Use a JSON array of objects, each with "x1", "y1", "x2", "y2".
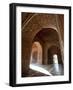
[{"x1": 22, "y1": 40, "x2": 32, "y2": 77}]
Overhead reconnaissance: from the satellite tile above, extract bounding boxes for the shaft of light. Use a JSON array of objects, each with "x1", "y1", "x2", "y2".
[
  {"x1": 29, "y1": 64, "x2": 52, "y2": 76},
  {"x1": 53, "y1": 54, "x2": 59, "y2": 72}
]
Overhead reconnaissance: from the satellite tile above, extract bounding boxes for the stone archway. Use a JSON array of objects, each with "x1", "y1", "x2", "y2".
[
  {"x1": 30, "y1": 41, "x2": 42, "y2": 65},
  {"x1": 32, "y1": 28, "x2": 61, "y2": 65},
  {"x1": 48, "y1": 45, "x2": 63, "y2": 65}
]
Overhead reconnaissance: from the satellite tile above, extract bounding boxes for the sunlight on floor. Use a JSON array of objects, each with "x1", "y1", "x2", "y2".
[{"x1": 29, "y1": 64, "x2": 52, "y2": 76}]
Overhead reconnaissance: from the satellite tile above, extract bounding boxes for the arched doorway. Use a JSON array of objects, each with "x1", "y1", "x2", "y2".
[
  {"x1": 29, "y1": 41, "x2": 52, "y2": 76},
  {"x1": 30, "y1": 42, "x2": 42, "y2": 65},
  {"x1": 47, "y1": 46, "x2": 63, "y2": 75},
  {"x1": 48, "y1": 46, "x2": 63, "y2": 65}
]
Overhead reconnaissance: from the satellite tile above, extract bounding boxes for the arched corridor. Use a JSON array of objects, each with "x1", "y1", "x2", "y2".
[{"x1": 22, "y1": 13, "x2": 64, "y2": 77}]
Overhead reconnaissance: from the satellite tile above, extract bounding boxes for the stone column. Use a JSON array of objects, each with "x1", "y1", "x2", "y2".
[
  {"x1": 42, "y1": 43, "x2": 48, "y2": 65},
  {"x1": 22, "y1": 40, "x2": 32, "y2": 77},
  {"x1": 55, "y1": 15, "x2": 64, "y2": 64}
]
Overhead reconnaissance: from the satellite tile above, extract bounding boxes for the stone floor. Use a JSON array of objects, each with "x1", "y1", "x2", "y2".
[{"x1": 28, "y1": 69, "x2": 49, "y2": 77}]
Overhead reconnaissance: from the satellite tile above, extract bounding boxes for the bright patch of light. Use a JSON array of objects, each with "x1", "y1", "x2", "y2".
[
  {"x1": 53, "y1": 54, "x2": 59, "y2": 72},
  {"x1": 53, "y1": 54, "x2": 58, "y2": 64},
  {"x1": 29, "y1": 64, "x2": 52, "y2": 76}
]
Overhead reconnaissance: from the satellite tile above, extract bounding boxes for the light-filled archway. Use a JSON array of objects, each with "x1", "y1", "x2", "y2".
[
  {"x1": 30, "y1": 42, "x2": 42, "y2": 65},
  {"x1": 48, "y1": 45, "x2": 63, "y2": 65}
]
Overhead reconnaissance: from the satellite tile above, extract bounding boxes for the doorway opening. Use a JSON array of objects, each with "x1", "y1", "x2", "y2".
[
  {"x1": 30, "y1": 41, "x2": 42, "y2": 64},
  {"x1": 29, "y1": 42, "x2": 52, "y2": 76}
]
